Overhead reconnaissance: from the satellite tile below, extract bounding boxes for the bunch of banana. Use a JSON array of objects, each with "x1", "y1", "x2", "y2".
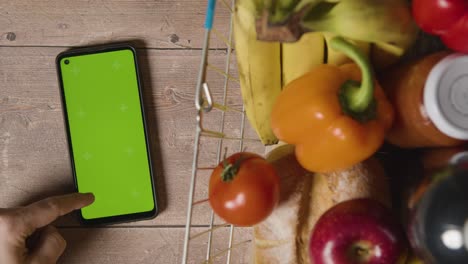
[
  {"x1": 234, "y1": 0, "x2": 329, "y2": 145},
  {"x1": 234, "y1": 0, "x2": 281, "y2": 145},
  {"x1": 256, "y1": 0, "x2": 418, "y2": 57}
]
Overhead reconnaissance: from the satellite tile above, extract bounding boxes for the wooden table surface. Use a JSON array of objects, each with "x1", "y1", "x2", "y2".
[{"x1": 0, "y1": 1, "x2": 262, "y2": 263}]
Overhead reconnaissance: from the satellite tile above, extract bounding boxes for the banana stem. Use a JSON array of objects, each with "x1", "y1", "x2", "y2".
[
  {"x1": 294, "y1": 0, "x2": 325, "y2": 13},
  {"x1": 331, "y1": 37, "x2": 375, "y2": 115},
  {"x1": 269, "y1": 0, "x2": 300, "y2": 23},
  {"x1": 269, "y1": 0, "x2": 324, "y2": 24}
]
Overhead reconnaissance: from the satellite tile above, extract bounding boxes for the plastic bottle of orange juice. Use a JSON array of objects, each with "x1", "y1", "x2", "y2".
[{"x1": 383, "y1": 52, "x2": 468, "y2": 148}]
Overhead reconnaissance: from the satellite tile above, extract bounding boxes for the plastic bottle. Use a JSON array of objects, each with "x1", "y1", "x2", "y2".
[
  {"x1": 407, "y1": 148, "x2": 468, "y2": 263},
  {"x1": 382, "y1": 52, "x2": 468, "y2": 148}
]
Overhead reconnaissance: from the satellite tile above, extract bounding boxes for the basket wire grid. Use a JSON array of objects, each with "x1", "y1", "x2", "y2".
[
  {"x1": 179, "y1": 1, "x2": 452, "y2": 263},
  {"x1": 182, "y1": 0, "x2": 256, "y2": 263}
]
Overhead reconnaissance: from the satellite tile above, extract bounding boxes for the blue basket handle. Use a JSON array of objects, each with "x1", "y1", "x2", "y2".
[{"x1": 204, "y1": 0, "x2": 216, "y2": 29}]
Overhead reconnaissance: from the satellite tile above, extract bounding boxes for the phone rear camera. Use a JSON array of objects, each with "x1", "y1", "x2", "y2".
[{"x1": 64, "y1": 59, "x2": 70, "y2": 65}]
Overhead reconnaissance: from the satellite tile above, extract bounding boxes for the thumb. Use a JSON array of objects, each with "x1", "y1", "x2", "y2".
[{"x1": 28, "y1": 225, "x2": 66, "y2": 264}]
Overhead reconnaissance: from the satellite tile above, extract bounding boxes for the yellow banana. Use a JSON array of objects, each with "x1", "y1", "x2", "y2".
[
  {"x1": 301, "y1": 0, "x2": 417, "y2": 56},
  {"x1": 234, "y1": 0, "x2": 281, "y2": 145},
  {"x1": 281, "y1": 32, "x2": 374, "y2": 86},
  {"x1": 281, "y1": 31, "x2": 398, "y2": 89},
  {"x1": 370, "y1": 42, "x2": 402, "y2": 71},
  {"x1": 281, "y1": 32, "x2": 325, "y2": 85}
]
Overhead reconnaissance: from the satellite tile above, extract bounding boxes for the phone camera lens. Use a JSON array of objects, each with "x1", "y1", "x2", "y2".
[{"x1": 64, "y1": 59, "x2": 70, "y2": 65}]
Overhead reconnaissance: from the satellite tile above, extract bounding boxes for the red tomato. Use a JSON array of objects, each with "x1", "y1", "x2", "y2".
[
  {"x1": 412, "y1": 0, "x2": 467, "y2": 34},
  {"x1": 208, "y1": 152, "x2": 280, "y2": 226},
  {"x1": 441, "y1": 14, "x2": 468, "y2": 52}
]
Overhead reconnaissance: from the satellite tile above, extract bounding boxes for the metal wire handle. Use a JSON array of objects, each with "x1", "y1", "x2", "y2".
[{"x1": 182, "y1": 0, "x2": 251, "y2": 263}]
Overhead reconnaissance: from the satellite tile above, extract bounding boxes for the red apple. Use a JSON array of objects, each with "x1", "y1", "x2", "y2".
[{"x1": 309, "y1": 198, "x2": 407, "y2": 264}]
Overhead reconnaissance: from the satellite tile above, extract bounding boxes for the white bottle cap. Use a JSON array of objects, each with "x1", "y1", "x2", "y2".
[{"x1": 424, "y1": 54, "x2": 468, "y2": 140}]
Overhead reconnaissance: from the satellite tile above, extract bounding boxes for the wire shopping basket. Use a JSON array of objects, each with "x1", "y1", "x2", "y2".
[{"x1": 182, "y1": 0, "x2": 264, "y2": 263}]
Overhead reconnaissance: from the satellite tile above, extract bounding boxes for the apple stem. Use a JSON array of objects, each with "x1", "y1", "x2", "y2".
[
  {"x1": 348, "y1": 242, "x2": 373, "y2": 263},
  {"x1": 356, "y1": 247, "x2": 368, "y2": 257}
]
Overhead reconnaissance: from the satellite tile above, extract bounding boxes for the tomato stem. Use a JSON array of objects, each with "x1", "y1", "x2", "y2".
[
  {"x1": 221, "y1": 163, "x2": 238, "y2": 182},
  {"x1": 221, "y1": 150, "x2": 243, "y2": 182}
]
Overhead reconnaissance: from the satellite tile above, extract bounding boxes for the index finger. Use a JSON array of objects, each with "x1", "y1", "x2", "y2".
[{"x1": 21, "y1": 193, "x2": 94, "y2": 234}]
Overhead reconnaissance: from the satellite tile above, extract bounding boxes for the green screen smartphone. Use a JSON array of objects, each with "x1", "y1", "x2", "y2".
[{"x1": 56, "y1": 43, "x2": 158, "y2": 225}]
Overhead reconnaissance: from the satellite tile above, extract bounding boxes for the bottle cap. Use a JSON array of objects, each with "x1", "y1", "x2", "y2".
[{"x1": 424, "y1": 54, "x2": 468, "y2": 140}]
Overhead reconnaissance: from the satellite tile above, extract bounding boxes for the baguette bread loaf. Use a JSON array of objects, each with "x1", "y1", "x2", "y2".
[{"x1": 253, "y1": 144, "x2": 391, "y2": 264}]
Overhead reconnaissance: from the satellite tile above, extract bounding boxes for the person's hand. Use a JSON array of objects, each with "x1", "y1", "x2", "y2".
[{"x1": 0, "y1": 193, "x2": 94, "y2": 264}]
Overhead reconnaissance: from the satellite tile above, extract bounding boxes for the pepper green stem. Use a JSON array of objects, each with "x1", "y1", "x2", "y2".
[{"x1": 330, "y1": 37, "x2": 376, "y2": 121}]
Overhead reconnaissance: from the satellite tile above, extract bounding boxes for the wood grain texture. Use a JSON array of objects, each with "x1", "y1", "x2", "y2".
[
  {"x1": 0, "y1": 0, "x2": 262, "y2": 261},
  {"x1": 59, "y1": 227, "x2": 252, "y2": 264},
  {"x1": 0, "y1": 0, "x2": 232, "y2": 49},
  {"x1": 0, "y1": 46, "x2": 263, "y2": 228}
]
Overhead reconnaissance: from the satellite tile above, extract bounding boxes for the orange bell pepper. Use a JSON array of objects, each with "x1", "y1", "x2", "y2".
[{"x1": 271, "y1": 37, "x2": 394, "y2": 173}]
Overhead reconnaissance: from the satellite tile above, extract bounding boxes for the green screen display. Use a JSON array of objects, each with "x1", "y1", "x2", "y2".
[{"x1": 59, "y1": 49, "x2": 155, "y2": 220}]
